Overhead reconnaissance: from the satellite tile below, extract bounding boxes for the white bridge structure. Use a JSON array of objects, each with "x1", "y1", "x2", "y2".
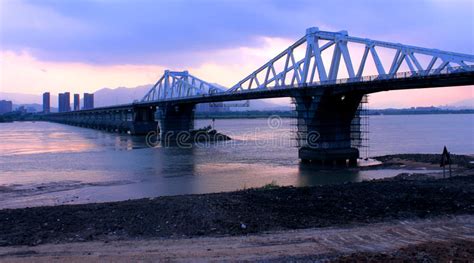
[
  {"x1": 142, "y1": 70, "x2": 224, "y2": 101},
  {"x1": 142, "y1": 27, "x2": 474, "y2": 102},
  {"x1": 49, "y1": 27, "x2": 474, "y2": 165}
]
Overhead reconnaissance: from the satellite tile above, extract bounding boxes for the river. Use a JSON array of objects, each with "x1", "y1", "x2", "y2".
[{"x1": 0, "y1": 114, "x2": 473, "y2": 209}]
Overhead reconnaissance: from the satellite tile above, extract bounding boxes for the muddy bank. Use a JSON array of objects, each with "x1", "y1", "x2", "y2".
[
  {"x1": 374, "y1": 153, "x2": 474, "y2": 168},
  {"x1": 0, "y1": 173, "x2": 473, "y2": 247}
]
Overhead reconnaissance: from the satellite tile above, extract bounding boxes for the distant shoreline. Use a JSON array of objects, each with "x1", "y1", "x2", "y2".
[
  {"x1": 1, "y1": 109, "x2": 473, "y2": 122},
  {"x1": 196, "y1": 110, "x2": 474, "y2": 119}
]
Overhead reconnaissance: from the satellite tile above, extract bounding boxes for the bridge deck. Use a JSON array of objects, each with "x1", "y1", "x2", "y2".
[{"x1": 58, "y1": 70, "x2": 473, "y2": 114}]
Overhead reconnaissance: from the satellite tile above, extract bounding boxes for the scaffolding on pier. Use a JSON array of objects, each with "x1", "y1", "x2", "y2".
[{"x1": 351, "y1": 95, "x2": 370, "y2": 159}]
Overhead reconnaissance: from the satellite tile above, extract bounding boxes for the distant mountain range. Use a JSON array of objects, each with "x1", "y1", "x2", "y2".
[
  {"x1": 92, "y1": 84, "x2": 290, "y2": 110},
  {"x1": 1, "y1": 85, "x2": 472, "y2": 111},
  {"x1": 1, "y1": 84, "x2": 291, "y2": 112},
  {"x1": 1, "y1": 92, "x2": 45, "y2": 105},
  {"x1": 94, "y1": 85, "x2": 152, "y2": 107}
]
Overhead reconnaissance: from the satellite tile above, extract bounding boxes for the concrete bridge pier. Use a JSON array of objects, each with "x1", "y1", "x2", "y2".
[
  {"x1": 157, "y1": 103, "x2": 195, "y2": 143},
  {"x1": 294, "y1": 92, "x2": 363, "y2": 166},
  {"x1": 130, "y1": 106, "x2": 159, "y2": 135}
]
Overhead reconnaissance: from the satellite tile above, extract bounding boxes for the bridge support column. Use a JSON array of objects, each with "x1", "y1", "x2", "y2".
[
  {"x1": 157, "y1": 104, "x2": 195, "y2": 142},
  {"x1": 294, "y1": 92, "x2": 362, "y2": 166},
  {"x1": 129, "y1": 106, "x2": 158, "y2": 135}
]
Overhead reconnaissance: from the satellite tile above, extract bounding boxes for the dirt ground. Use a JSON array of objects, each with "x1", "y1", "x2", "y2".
[{"x1": 0, "y1": 215, "x2": 472, "y2": 262}]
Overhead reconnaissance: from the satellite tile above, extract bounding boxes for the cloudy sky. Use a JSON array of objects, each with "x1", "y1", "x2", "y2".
[{"x1": 1, "y1": 0, "x2": 473, "y2": 107}]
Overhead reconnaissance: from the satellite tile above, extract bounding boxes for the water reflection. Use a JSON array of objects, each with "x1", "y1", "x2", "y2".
[
  {"x1": 125, "y1": 147, "x2": 198, "y2": 198},
  {"x1": 297, "y1": 164, "x2": 361, "y2": 185},
  {"x1": 114, "y1": 135, "x2": 150, "y2": 151}
]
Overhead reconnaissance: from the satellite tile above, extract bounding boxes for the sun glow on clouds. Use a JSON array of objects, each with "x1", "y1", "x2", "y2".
[
  {"x1": 0, "y1": 36, "x2": 293, "y2": 94},
  {"x1": 1, "y1": 36, "x2": 473, "y2": 108},
  {"x1": 192, "y1": 37, "x2": 294, "y2": 87},
  {"x1": 1, "y1": 50, "x2": 166, "y2": 94}
]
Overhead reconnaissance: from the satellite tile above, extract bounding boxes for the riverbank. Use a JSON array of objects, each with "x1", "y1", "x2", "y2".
[
  {"x1": 374, "y1": 153, "x2": 474, "y2": 168},
  {"x1": 1, "y1": 170, "x2": 473, "y2": 247},
  {"x1": 1, "y1": 154, "x2": 473, "y2": 261}
]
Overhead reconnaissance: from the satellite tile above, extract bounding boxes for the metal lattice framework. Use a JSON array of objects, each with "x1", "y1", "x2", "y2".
[
  {"x1": 142, "y1": 70, "x2": 224, "y2": 102},
  {"x1": 228, "y1": 27, "x2": 474, "y2": 92},
  {"x1": 142, "y1": 27, "x2": 474, "y2": 101}
]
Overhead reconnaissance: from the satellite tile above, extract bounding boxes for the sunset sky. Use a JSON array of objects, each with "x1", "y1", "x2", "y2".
[{"x1": 1, "y1": 0, "x2": 473, "y2": 108}]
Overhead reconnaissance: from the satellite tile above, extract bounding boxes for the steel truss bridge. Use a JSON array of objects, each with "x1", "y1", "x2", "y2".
[{"x1": 47, "y1": 27, "x2": 474, "y2": 164}]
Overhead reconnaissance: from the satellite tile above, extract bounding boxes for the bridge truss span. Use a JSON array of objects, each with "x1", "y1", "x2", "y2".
[
  {"x1": 139, "y1": 27, "x2": 474, "y2": 102},
  {"x1": 228, "y1": 27, "x2": 474, "y2": 92},
  {"x1": 141, "y1": 70, "x2": 224, "y2": 102}
]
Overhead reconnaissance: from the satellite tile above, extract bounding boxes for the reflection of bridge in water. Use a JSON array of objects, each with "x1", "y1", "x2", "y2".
[{"x1": 46, "y1": 27, "x2": 474, "y2": 165}]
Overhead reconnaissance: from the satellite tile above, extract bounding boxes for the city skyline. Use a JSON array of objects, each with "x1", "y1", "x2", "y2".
[{"x1": 1, "y1": 0, "x2": 473, "y2": 108}]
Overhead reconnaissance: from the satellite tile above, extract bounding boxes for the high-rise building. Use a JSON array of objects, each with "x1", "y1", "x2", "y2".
[
  {"x1": 58, "y1": 93, "x2": 64, "y2": 112},
  {"x1": 58, "y1": 93, "x2": 63, "y2": 112},
  {"x1": 0, "y1": 100, "x2": 13, "y2": 114},
  {"x1": 83, "y1": 93, "x2": 94, "y2": 109},
  {"x1": 43, "y1": 92, "x2": 50, "y2": 113},
  {"x1": 73, "y1": 94, "x2": 80, "y2": 111},
  {"x1": 58, "y1": 92, "x2": 71, "y2": 112},
  {"x1": 64, "y1": 92, "x2": 70, "y2": 112}
]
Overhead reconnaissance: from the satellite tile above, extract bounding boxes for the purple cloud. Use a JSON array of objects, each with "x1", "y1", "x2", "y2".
[{"x1": 1, "y1": 0, "x2": 472, "y2": 66}]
